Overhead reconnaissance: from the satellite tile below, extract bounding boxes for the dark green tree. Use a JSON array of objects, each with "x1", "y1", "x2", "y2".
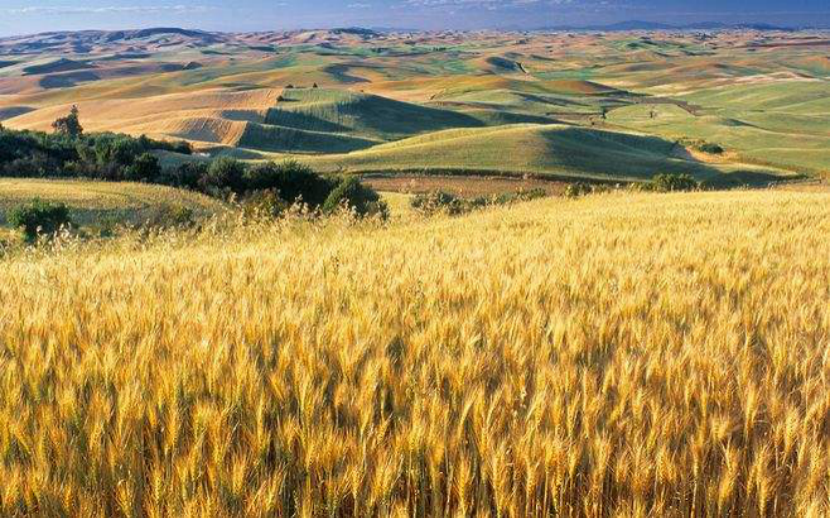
[
  {"x1": 52, "y1": 105, "x2": 83, "y2": 138},
  {"x1": 125, "y1": 153, "x2": 161, "y2": 181}
]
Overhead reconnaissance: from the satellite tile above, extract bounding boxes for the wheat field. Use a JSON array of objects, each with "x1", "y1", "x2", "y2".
[{"x1": 0, "y1": 190, "x2": 828, "y2": 517}]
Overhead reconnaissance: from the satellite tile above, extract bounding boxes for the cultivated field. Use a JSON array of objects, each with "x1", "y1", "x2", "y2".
[
  {"x1": 0, "y1": 28, "x2": 827, "y2": 182},
  {"x1": 0, "y1": 25, "x2": 828, "y2": 519},
  {"x1": 0, "y1": 178, "x2": 225, "y2": 229},
  {"x1": 0, "y1": 190, "x2": 828, "y2": 516}
]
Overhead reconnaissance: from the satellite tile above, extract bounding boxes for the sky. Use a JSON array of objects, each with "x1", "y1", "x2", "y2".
[{"x1": 0, "y1": 0, "x2": 828, "y2": 36}]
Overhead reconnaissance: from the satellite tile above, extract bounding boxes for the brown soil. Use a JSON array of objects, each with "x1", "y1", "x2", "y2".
[{"x1": 361, "y1": 175, "x2": 567, "y2": 197}]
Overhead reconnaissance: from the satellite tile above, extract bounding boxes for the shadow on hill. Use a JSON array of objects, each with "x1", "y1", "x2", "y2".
[
  {"x1": 703, "y1": 170, "x2": 798, "y2": 188},
  {"x1": 0, "y1": 106, "x2": 35, "y2": 120},
  {"x1": 539, "y1": 126, "x2": 788, "y2": 185},
  {"x1": 238, "y1": 122, "x2": 379, "y2": 154},
  {"x1": 39, "y1": 71, "x2": 100, "y2": 89},
  {"x1": 267, "y1": 90, "x2": 485, "y2": 140},
  {"x1": 265, "y1": 109, "x2": 352, "y2": 133},
  {"x1": 323, "y1": 64, "x2": 373, "y2": 84}
]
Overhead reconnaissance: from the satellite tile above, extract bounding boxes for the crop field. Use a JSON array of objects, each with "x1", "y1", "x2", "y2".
[
  {"x1": 0, "y1": 29, "x2": 827, "y2": 183},
  {"x1": 0, "y1": 179, "x2": 225, "y2": 231},
  {"x1": 0, "y1": 25, "x2": 828, "y2": 519},
  {"x1": 0, "y1": 190, "x2": 828, "y2": 516}
]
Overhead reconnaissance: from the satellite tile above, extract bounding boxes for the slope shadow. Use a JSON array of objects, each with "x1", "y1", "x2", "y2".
[{"x1": 539, "y1": 126, "x2": 788, "y2": 185}]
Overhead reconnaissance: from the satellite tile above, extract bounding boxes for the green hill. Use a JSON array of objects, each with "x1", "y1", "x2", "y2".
[
  {"x1": 608, "y1": 80, "x2": 830, "y2": 175},
  {"x1": 237, "y1": 121, "x2": 381, "y2": 153},
  {"x1": 301, "y1": 123, "x2": 788, "y2": 184},
  {"x1": 264, "y1": 88, "x2": 485, "y2": 140}
]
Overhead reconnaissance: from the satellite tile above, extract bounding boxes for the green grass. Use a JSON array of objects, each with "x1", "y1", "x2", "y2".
[
  {"x1": 608, "y1": 80, "x2": 830, "y2": 175},
  {"x1": 3, "y1": 31, "x2": 826, "y2": 181},
  {"x1": 298, "y1": 123, "x2": 789, "y2": 184},
  {"x1": 238, "y1": 121, "x2": 381, "y2": 153},
  {"x1": 265, "y1": 88, "x2": 485, "y2": 140}
]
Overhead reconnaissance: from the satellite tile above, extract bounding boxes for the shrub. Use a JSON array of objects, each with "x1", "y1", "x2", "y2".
[
  {"x1": 202, "y1": 157, "x2": 247, "y2": 194},
  {"x1": 695, "y1": 142, "x2": 724, "y2": 155},
  {"x1": 146, "y1": 204, "x2": 195, "y2": 228},
  {"x1": 0, "y1": 126, "x2": 192, "y2": 181},
  {"x1": 493, "y1": 188, "x2": 547, "y2": 205},
  {"x1": 411, "y1": 190, "x2": 466, "y2": 216},
  {"x1": 7, "y1": 199, "x2": 72, "y2": 241},
  {"x1": 565, "y1": 182, "x2": 593, "y2": 198},
  {"x1": 244, "y1": 160, "x2": 337, "y2": 207},
  {"x1": 124, "y1": 153, "x2": 161, "y2": 181},
  {"x1": 161, "y1": 162, "x2": 207, "y2": 189},
  {"x1": 242, "y1": 189, "x2": 289, "y2": 220},
  {"x1": 322, "y1": 176, "x2": 387, "y2": 218},
  {"x1": 649, "y1": 173, "x2": 699, "y2": 192}
]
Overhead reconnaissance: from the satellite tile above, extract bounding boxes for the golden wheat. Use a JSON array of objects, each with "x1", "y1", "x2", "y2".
[{"x1": 0, "y1": 190, "x2": 828, "y2": 517}]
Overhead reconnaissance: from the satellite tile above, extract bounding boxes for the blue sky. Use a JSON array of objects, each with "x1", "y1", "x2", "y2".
[{"x1": 0, "y1": 1, "x2": 828, "y2": 36}]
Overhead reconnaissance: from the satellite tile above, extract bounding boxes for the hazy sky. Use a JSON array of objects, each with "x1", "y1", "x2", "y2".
[{"x1": 0, "y1": 1, "x2": 828, "y2": 36}]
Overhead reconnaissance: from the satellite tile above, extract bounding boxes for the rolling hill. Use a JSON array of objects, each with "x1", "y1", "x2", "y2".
[
  {"x1": 0, "y1": 28, "x2": 825, "y2": 183},
  {"x1": 299, "y1": 123, "x2": 787, "y2": 184}
]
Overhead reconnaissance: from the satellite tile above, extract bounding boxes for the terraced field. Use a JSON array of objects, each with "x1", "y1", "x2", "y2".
[{"x1": 0, "y1": 28, "x2": 827, "y2": 184}]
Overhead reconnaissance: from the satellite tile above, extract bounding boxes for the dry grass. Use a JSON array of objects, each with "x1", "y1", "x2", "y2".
[
  {"x1": 0, "y1": 190, "x2": 828, "y2": 517},
  {"x1": 0, "y1": 178, "x2": 226, "y2": 228}
]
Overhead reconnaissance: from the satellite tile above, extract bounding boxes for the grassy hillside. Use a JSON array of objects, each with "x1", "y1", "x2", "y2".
[
  {"x1": 0, "y1": 178, "x2": 226, "y2": 230},
  {"x1": 301, "y1": 123, "x2": 790, "y2": 184},
  {"x1": 608, "y1": 80, "x2": 830, "y2": 175},
  {"x1": 0, "y1": 190, "x2": 827, "y2": 516},
  {"x1": 264, "y1": 88, "x2": 485, "y2": 140},
  {"x1": 0, "y1": 30, "x2": 826, "y2": 181}
]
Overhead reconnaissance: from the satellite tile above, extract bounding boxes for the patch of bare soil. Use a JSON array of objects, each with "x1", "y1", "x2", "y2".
[{"x1": 362, "y1": 175, "x2": 566, "y2": 197}]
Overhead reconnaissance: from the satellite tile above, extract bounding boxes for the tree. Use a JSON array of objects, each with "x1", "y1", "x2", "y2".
[
  {"x1": 125, "y1": 153, "x2": 161, "y2": 181},
  {"x1": 52, "y1": 105, "x2": 83, "y2": 138},
  {"x1": 202, "y1": 157, "x2": 247, "y2": 193},
  {"x1": 243, "y1": 159, "x2": 336, "y2": 206}
]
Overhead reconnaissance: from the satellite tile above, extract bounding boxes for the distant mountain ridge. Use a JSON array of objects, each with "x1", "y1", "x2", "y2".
[
  {"x1": 0, "y1": 22, "x2": 826, "y2": 55},
  {"x1": 535, "y1": 20, "x2": 828, "y2": 32}
]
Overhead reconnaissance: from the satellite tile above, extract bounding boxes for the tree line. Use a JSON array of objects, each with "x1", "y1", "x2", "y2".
[{"x1": 0, "y1": 106, "x2": 385, "y2": 217}]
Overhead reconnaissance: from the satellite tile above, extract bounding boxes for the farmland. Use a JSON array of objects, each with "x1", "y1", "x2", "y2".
[
  {"x1": 0, "y1": 28, "x2": 827, "y2": 181},
  {"x1": 0, "y1": 25, "x2": 829, "y2": 519},
  {"x1": 0, "y1": 189, "x2": 829, "y2": 516},
  {"x1": 0, "y1": 178, "x2": 225, "y2": 229}
]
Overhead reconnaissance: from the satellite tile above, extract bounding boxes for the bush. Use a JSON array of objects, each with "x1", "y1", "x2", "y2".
[
  {"x1": 322, "y1": 176, "x2": 387, "y2": 217},
  {"x1": 696, "y1": 142, "x2": 724, "y2": 155},
  {"x1": 241, "y1": 189, "x2": 289, "y2": 220},
  {"x1": 649, "y1": 173, "x2": 699, "y2": 192},
  {"x1": 7, "y1": 199, "x2": 72, "y2": 241},
  {"x1": 201, "y1": 157, "x2": 247, "y2": 194},
  {"x1": 410, "y1": 190, "x2": 466, "y2": 216},
  {"x1": 565, "y1": 182, "x2": 593, "y2": 198},
  {"x1": 146, "y1": 204, "x2": 195, "y2": 228},
  {"x1": 124, "y1": 153, "x2": 161, "y2": 181},
  {"x1": 160, "y1": 162, "x2": 207, "y2": 189},
  {"x1": 244, "y1": 160, "x2": 337, "y2": 207},
  {"x1": 0, "y1": 125, "x2": 192, "y2": 181}
]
